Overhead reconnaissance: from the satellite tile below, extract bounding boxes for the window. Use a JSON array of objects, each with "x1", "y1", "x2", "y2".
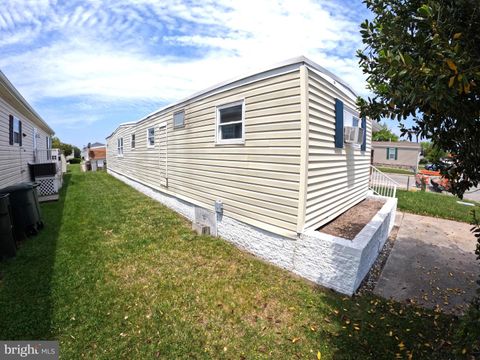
[
  {"x1": 216, "y1": 100, "x2": 245, "y2": 144},
  {"x1": 131, "y1": 133, "x2": 136, "y2": 149},
  {"x1": 388, "y1": 147, "x2": 397, "y2": 160},
  {"x1": 147, "y1": 127, "x2": 155, "y2": 147},
  {"x1": 13, "y1": 119, "x2": 21, "y2": 144},
  {"x1": 117, "y1": 138, "x2": 124, "y2": 156},
  {"x1": 342, "y1": 107, "x2": 364, "y2": 146},
  {"x1": 173, "y1": 110, "x2": 185, "y2": 128}
]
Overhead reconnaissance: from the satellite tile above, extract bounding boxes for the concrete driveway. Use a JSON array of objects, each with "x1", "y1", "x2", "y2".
[{"x1": 374, "y1": 212, "x2": 478, "y2": 314}]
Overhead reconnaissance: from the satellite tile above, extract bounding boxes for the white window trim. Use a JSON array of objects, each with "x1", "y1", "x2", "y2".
[
  {"x1": 13, "y1": 117, "x2": 21, "y2": 145},
  {"x1": 117, "y1": 137, "x2": 124, "y2": 157},
  {"x1": 215, "y1": 99, "x2": 245, "y2": 145},
  {"x1": 173, "y1": 110, "x2": 185, "y2": 129},
  {"x1": 147, "y1": 127, "x2": 155, "y2": 148},
  {"x1": 389, "y1": 147, "x2": 396, "y2": 160},
  {"x1": 343, "y1": 107, "x2": 363, "y2": 148}
]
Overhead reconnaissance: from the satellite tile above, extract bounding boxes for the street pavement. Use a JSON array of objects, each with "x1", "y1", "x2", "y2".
[{"x1": 385, "y1": 173, "x2": 480, "y2": 202}]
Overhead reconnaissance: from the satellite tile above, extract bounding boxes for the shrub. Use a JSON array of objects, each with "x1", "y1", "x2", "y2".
[{"x1": 69, "y1": 158, "x2": 81, "y2": 164}]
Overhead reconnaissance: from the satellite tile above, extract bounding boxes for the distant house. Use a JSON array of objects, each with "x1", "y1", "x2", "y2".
[
  {"x1": 82, "y1": 142, "x2": 105, "y2": 161},
  {"x1": 88, "y1": 146, "x2": 106, "y2": 171},
  {"x1": 372, "y1": 141, "x2": 421, "y2": 170},
  {"x1": 0, "y1": 70, "x2": 56, "y2": 190}
]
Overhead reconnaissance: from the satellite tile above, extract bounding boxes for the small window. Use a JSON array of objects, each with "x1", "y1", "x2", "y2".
[
  {"x1": 131, "y1": 134, "x2": 136, "y2": 149},
  {"x1": 117, "y1": 138, "x2": 124, "y2": 156},
  {"x1": 389, "y1": 147, "x2": 396, "y2": 160},
  {"x1": 13, "y1": 118, "x2": 21, "y2": 144},
  {"x1": 343, "y1": 107, "x2": 363, "y2": 146},
  {"x1": 147, "y1": 128, "x2": 155, "y2": 147},
  {"x1": 216, "y1": 100, "x2": 245, "y2": 144},
  {"x1": 173, "y1": 110, "x2": 185, "y2": 128}
]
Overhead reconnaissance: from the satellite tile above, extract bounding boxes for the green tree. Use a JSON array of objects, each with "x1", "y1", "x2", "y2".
[
  {"x1": 51, "y1": 136, "x2": 73, "y2": 157},
  {"x1": 421, "y1": 142, "x2": 446, "y2": 163},
  {"x1": 73, "y1": 146, "x2": 81, "y2": 158},
  {"x1": 372, "y1": 124, "x2": 399, "y2": 141},
  {"x1": 357, "y1": 0, "x2": 480, "y2": 198}
]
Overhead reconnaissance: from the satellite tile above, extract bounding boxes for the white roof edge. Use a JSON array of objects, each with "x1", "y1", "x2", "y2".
[
  {"x1": 106, "y1": 56, "x2": 358, "y2": 139},
  {"x1": 0, "y1": 70, "x2": 54, "y2": 135}
]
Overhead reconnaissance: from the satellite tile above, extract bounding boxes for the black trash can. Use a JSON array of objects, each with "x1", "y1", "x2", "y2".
[
  {"x1": 0, "y1": 194, "x2": 16, "y2": 259},
  {"x1": 0, "y1": 183, "x2": 43, "y2": 238}
]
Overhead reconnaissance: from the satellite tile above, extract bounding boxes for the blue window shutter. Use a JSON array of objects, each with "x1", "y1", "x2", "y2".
[
  {"x1": 386, "y1": 148, "x2": 390, "y2": 160},
  {"x1": 361, "y1": 117, "x2": 366, "y2": 151},
  {"x1": 334, "y1": 99, "x2": 344, "y2": 148}
]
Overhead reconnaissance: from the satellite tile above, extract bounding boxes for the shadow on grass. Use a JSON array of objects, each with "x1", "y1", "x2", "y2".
[{"x1": 0, "y1": 171, "x2": 71, "y2": 339}]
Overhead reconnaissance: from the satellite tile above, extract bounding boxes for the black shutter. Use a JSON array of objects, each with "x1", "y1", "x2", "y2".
[
  {"x1": 334, "y1": 99, "x2": 344, "y2": 148},
  {"x1": 361, "y1": 117, "x2": 366, "y2": 151},
  {"x1": 18, "y1": 121, "x2": 22, "y2": 146},
  {"x1": 9, "y1": 115, "x2": 13, "y2": 145}
]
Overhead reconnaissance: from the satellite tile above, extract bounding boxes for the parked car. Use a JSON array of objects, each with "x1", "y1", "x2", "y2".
[{"x1": 425, "y1": 163, "x2": 441, "y2": 171}]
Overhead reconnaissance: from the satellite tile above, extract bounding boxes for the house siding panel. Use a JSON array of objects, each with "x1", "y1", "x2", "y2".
[
  {"x1": 107, "y1": 71, "x2": 302, "y2": 237},
  {"x1": 0, "y1": 95, "x2": 50, "y2": 189},
  {"x1": 304, "y1": 69, "x2": 372, "y2": 230}
]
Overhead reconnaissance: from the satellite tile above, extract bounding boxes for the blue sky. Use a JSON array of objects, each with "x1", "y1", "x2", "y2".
[{"x1": 0, "y1": 0, "x2": 405, "y2": 148}]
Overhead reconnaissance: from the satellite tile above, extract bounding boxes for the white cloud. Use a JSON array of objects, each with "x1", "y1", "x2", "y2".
[{"x1": 0, "y1": 0, "x2": 370, "y2": 128}]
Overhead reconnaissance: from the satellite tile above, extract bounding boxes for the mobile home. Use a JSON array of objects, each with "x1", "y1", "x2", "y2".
[
  {"x1": 106, "y1": 57, "x2": 396, "y2": 295},
  {"x1": 0, "y1": 70, "x2": 55, "y2": 190}
]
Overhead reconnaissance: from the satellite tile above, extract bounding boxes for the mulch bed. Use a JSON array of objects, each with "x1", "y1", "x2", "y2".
[{"x1": 317, "y1": 198, "x2": 385, "y2": 240}]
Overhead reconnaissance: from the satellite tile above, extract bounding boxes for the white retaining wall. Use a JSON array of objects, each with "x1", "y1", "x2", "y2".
[{"x1": 108, "y1": 169, "x2": 397, "y2": 295}]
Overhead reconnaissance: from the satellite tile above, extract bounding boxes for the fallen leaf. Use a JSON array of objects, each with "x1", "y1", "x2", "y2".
[
  {"x1": 317, "y1": 351, "x2": 322, "y2": 360},
  {"x1": 446, "y1": 59, "x2": 457, "y2": 73}
]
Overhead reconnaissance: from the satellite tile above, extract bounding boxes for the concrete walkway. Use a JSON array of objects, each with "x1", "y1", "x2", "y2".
[{"x1": 374, "y1": 212, "x2": 478, "y2": 314}]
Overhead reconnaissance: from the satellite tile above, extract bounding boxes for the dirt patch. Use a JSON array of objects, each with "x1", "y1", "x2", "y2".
[{"x1": 317, "y1": 198, "x2": 385, "y2": 240}]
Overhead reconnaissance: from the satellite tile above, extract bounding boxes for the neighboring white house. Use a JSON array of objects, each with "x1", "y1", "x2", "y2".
[
  {"x1": 0, "y1": 70, "x2": 55, "y2": 189},
  {"x1": 106, "y1": 56, "x2": 397, "y2": 295}
]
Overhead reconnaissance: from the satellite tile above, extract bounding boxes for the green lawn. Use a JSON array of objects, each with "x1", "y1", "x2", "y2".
[
  {"x1": 377, "y1": 166, "x2": 414, "y2": 175},
  {"x1": 397, "y1": 189, "x2": 478, "y2": 223},
  {"x1": 0, "y1": 165, "x2": 459, "y2": 359}
]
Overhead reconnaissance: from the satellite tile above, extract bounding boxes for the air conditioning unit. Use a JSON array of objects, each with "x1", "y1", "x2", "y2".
[{"x1": 344, "y1": 126, "x2": 364, "y2": 145}]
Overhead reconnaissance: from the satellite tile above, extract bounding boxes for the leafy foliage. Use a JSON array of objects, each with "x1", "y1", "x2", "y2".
[
  {"x1": 372, "y1": 124, "x2": 399, "y2": 141},
  {"x1": 357, "y1": 0, "x2": 480, "y2": 198},
  {"x1": 73, "y1": 146, "x2": 81, "y2": 158},
  {"x1": 52, "y1": 136, "x2": 73, "y2": 157},
  {"x1": 421, "y1": 142, "x2": 446, "y2": 163}
]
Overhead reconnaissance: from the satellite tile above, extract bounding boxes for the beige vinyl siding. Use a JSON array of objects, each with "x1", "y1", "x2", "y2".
[
  {"x1": 372, "y1": 143, "x2": 420, "y2": 169},
  {"x1": 0, "y1": 94, "x2": 50, "y2": 189},
  {"x1": 107, "y1": 71, "x2": 302, "y2": 238},
  {"x1": 304, "y1": 68, "x2": 372, "y2": 231}
]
